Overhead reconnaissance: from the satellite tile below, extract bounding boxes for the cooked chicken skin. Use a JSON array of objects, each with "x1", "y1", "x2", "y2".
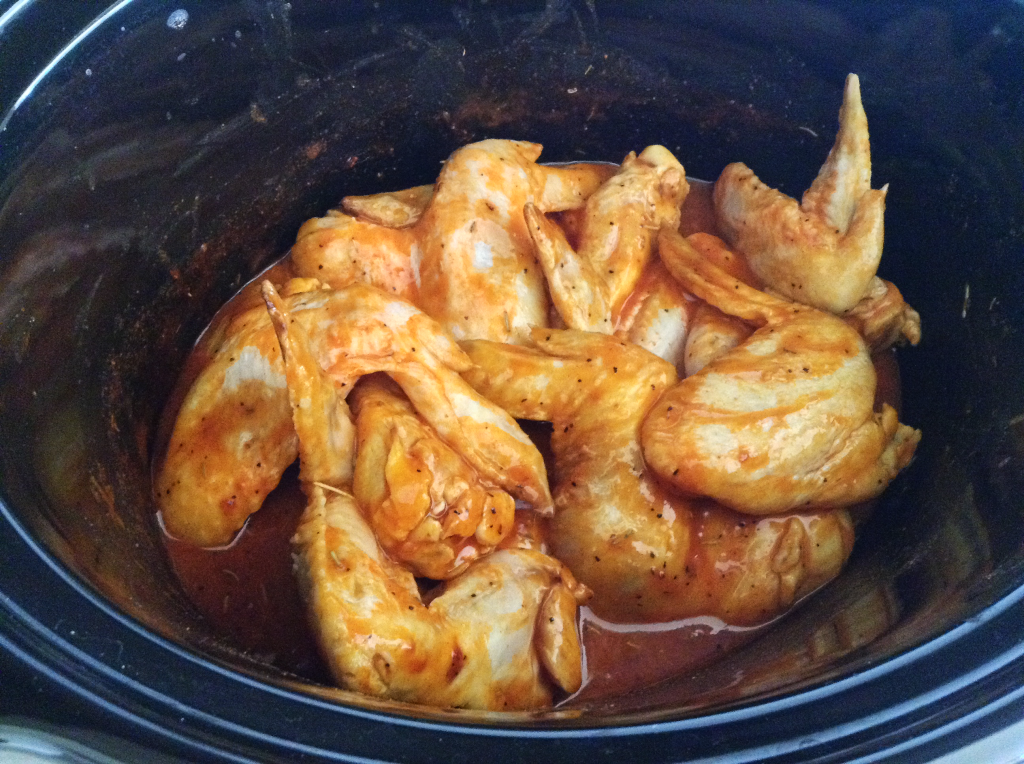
[
  {"x1": 350, "y1": 375, "x2": 517, "y2": 580},
  {"x1": 687, "y1": 231, "x2": 760, "y2": 285},
  {"x1": 683, "y1": 303, "x2": 753, "y2": 377},
  {"x1": 461, "y1": 329, "x2": 854, "y2": 625},
  {"x1": 263, "y1": 284, "x2": 589, "y2": 710},
  {"x1": 295, "y1": 494, "x2": 589, "y2": 709},
  {"x1": 684, "y1": 221, "x2": 916, "y2": 359},
  {"x1": 678, "y1": 232, "x2": 758, "y2": 376},
  {"x1": 844, "y1": 276, "x2": 922, "y2": 352},
  {"x1": 291, "y1": 141, "x2": 616, "y2": 343},
  {"x1": 645, "y1": 229, "x2": 920, "y2": 515},
  {"x1": 291, "y1": 211, "x2": 420, "y2": 303},
  {"x1": 714, "y1": 74, "x2": 888, "y2": 313},
  {"x1": 613, "y1": 232, "x2": 762, "y2": 377},
  {"x1": 157, "y1": 280, "x2": 550, "y2": 547},
  {"x1": 618, "y1": 258, "x2": 695, "y2": 370},
  {"x1": 525, "y1": 145, "x2": 689, "y2": 333},
  {"x1": 342, "y1": 184, "x2": 435, "y2": 228},
  {"x1": 417, "y1": 140, "x2": 615, "y2": 343}
]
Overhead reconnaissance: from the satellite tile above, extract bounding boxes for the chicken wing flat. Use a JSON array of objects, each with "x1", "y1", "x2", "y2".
[
  {"x1": 525, "y1": 145, "x2": 688, "y2": 332},
  {"x1": 264, "y1": 286, "x2": 589, "y2": 710},
  {"x1": 645, "y1": 229, "x2": 920, "y2": 516},
  {"x1": 461, "y1": 329, "x2": 853, "y2": 625},
  {"x1": 350, "y1": 374, "x2": 516, "y2": 580}
]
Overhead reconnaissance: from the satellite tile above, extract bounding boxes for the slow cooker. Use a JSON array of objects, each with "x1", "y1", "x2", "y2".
[{"x1": 2, "y1": 1, "x2": 1023, "y2": 761}]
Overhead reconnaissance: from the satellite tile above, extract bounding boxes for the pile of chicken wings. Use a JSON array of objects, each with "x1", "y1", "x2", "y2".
[{"x1": 156, "y1": 75, "x2": 920, "y2": 710}]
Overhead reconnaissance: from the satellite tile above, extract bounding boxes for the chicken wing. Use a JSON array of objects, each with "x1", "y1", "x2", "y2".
[
  {"x1": 645, "y1": 229, "x2": 921, "y2": 516},
  {"x1": 843, "y1": 276, "x2": 922, "y2": 351},
  {"x1": 291, "y1": 143, "x2": 617, "y2": 343},
  {"x1": 350, "y1": 375, "x2": 516, "y2": 580},
  {"x1": 291, "y1": 210, "x2": 420, "y2": 302},
  {"x1": 617, "y1": 258, "x2": 695, "y2": 370},
  {"x1": 713, "y1": 74, "x2": 888, "y2": 313},
  {"x1": 417, "y1": 140, "x2": 616, "y2": 343},
  {"x1": 461, "y1": 330, "x2": 853, "y2": 625},
  {"x1": 680, "y1": 233, "x2": 758, "y2": 375},
  {"x1": 157, "y1": 280, "x2": 550, "y2": 547},
  {"x1": 263, "y1": 285, "x2": 589, "y2": 709},
  {"x1": 525, "y1": 146, "x2": 688, "y2": 333}
]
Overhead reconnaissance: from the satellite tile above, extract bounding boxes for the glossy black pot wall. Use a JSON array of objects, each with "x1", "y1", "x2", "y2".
[{"x1": 1, "y1": 1, "x2": 1023, "y2": 762}]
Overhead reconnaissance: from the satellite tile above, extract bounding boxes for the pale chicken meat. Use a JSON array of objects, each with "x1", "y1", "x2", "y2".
[
  {"x1": 461, "y1": 329, "x2": 854, "y2": 625},
  {"x1": 714, "y1": 74, "x2": 890, "y2": 314},
  {"x1": 350, "y1": 374, "x2": 517, "y2": 580},
  {"x1": 156, "y1": 280, "x2": 550, "y2": 547},
  {"x1": 644, "y1": 229, "x2": 921, "y2": 516},
  {"x1": 525, "y1": 145, "x2": 689, "y2": 333},
  {"x1": 263, "y1": 283, "x2": 589, "y2": 710}
]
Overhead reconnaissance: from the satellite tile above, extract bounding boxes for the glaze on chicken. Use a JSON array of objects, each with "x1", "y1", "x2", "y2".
[
  {"x1": 158, "y1": 280, "x2": 550, "y2": 546},
  {"x1": 263, "y1": 281, "x2": 589, "y2": 710},
  {"x1": 714, "y1": 74, "x2": 888, "y2": 314},
  {"x1": 157, "y1": 75, "x2": 922, "y2": 710},
  {"x1": 462, "y1": 329, "x2": 854, "y2": 624},
  {"x1": 644, "y1": 229, "x2": 920, "y2": 515}
]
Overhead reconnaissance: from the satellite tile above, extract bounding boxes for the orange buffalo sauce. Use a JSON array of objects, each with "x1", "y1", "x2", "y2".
[{"x1": 163, "y1": 467, "x2": 330, "y2": 682}]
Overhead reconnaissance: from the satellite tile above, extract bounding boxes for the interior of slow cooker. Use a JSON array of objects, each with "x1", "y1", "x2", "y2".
[{"x1": 2, "y1": 0, "x2": 1023, "y2": 734}]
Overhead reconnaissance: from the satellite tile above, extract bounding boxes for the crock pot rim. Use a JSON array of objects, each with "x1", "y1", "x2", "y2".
[{"x1": 0, "y1": 0, "x2": 133, "y2": 134}]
